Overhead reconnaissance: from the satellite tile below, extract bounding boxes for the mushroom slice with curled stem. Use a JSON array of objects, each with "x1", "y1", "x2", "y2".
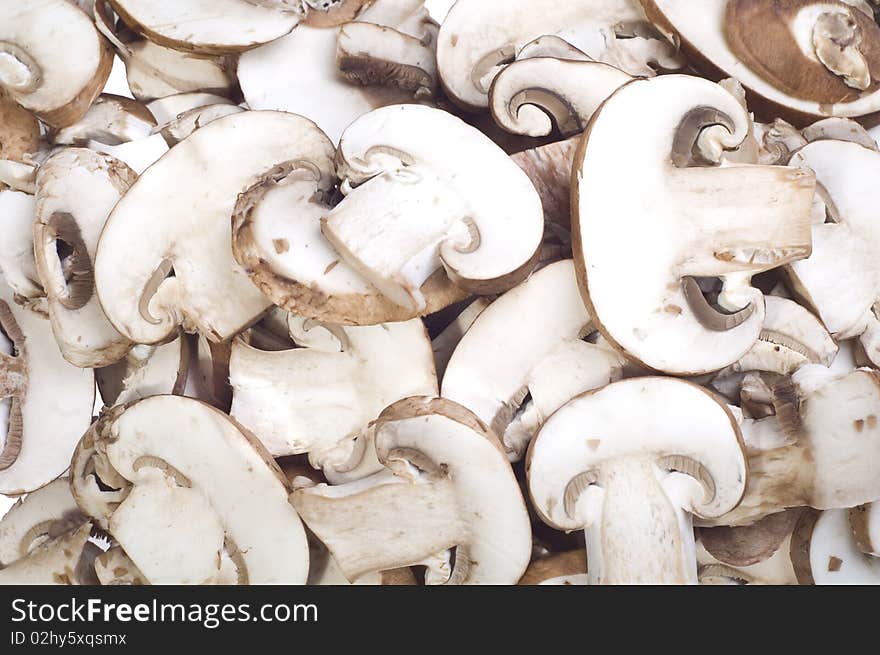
[
  {"x1": 95, "y1": 111, "x2": 333, "y2": 345},
  {"x1": 850, "y1": 501, "x2": 880, "y2": 556},
  {"x1": 291, "y1": 396, "x2": 532, "y2": 584},
  {"x1": 437, "y1": 0, "x2": 679, "y2": 111},
  {"x1": 52, "y1": 95, "x2": 156, "y2": 147},
  {"x1": 145, "y1": 92, "x2": 236, "y2": 126},
  {"x1": 802, "y1": 117, "x2": 879, "y2": 148},
  {"x1": 0, "y1": 92, "x2": 41, "y2": 164},
  {"x1": 159, "y1": 104, "x2": 245, "y2": 146},
  {"x1": 573, "y1": 75, "x2": 815, "y2": 375},
  {"x1": 94, "y1": 546, "x2": 146, "y2": 585},
  {"x1": 33, "y1": 148, "x2": 137, "y2": 368},
  {"x1": 641, "y1": 0, "x2": 880, "y2": 123},
  {"x1": 95, "y1": 336, "x2": 189, "y2": 407},
  {"x1": 527, "y1": 377, "x2": 747, "y2": 585},
  {"x1": 108, "y1": 0, "x2": 303, "y2": 55},
  {"x1": 510, "y1": 135, "x2": 580, "y2": 229},
  {"x1": 230, "y1": 318, "x2": 437, "y2": 476},
  {"x1": 69, "y1": 395, "x2": 309, "y2": 584},
  {"x1": 0, "y1": 189, "x2": 42, "y2": 306},
  {"x1": 489, "y1": 58, "x2": 633, "y2": 137},
  {"x1": 518, "y1": 551, "x2": 588, "y2": 585},
  {"x1": 0, "y1": 0, "x2": 113, "y2": 128},
  {"x1": 0, "y1": 278, "x2": 94, "y2": 495},
  {"x1": 0, "y1": 522, "x2": 92, "y2": 585},
  {"x1": 323, "y1": 104, "x2": 544, "y2": 312},
  {"x1": 230, "y1": 125, "x2": 468, "y2": 325},
  {"x1": 791, "y1": 508, "x2": 880, "y2": 583},
  {"x1": 442, "y1": 261, "x2": 627, "y2": 461},
  {"x1": 702, "y1": 367, "x2": 880, "y2": 526}
]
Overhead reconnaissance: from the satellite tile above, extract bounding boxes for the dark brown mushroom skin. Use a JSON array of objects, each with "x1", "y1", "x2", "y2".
[{"x1": 699, "y1": 508, "x2": 803, "y2": 566}]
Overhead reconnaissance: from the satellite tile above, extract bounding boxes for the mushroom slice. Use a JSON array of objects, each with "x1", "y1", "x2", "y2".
[
  {"x1": 527, "y1": 377, "x2": 747, "y2": 585},
  {"x1": 0, "y1": 522, "x2": 92, "y2": 585},
  {"x1": 34, "y1": 148, "x2": 136, "y2": 368},
  {"x1": 0, "y1": 189, "x2": 42, "y2": 304},
  {"x1": 69, "y1": 395, "x2": 309, "y2": 584},
  {"x1": 518, "y1": 551, "x2": 588, "y2": 585},
  {"x1": 704, "y1": 368, "x2": 880, "y2": 526},
  {"x1": 291, "y1": 396, "x2": 531, "y2": 584},
  {"x1": 0, "y1": 0, "x2": 112, "y2": 128},
  {"x1": 791, "y1": 508, "x2": 880, "y2": 584},
  {"x1": 786, "y1": 140, "x2": 880, "y2": 364},
  {"x1": 96, "y1": 111, "x2": 329, "y2": 345},
  {"x1": 96, "y1": 337, "x2": 189, "y2": 407},
  {"x1": 437, "y1": 0, "x2": 676, "y2": 111},
  {"x1": 699, "y1": 509, "x2": 803, "y2": 570},
  {"x1": 510, "y1": 135, "x2": 580, "y2": 229},
  {"x1": 87, "y1": 132, "x2": 169, "y2": 175},
  {"x1": 307, "y1": 536, "x2": 416, "y2": 586},
  {"x1": 0, "y1": 92, "x2": 41, "y2": 163},
  {"x1": 52, "y1": 94, "x2": 156, "y2": 147},
  {"x1": 489, "y1": 58, "x2": 633, "y2": 137},
  {"x1": 302, "y1": 0, "x2": 372, "y2": 27},
  {"x1": 108, "y1": 0, "x2": 303, "y2": 54},
  {"x1": 159, "y1": 104, "x2": 245, "y2": 146},
  {"x1": 230, "y1": 126, "x2": 468, "y2": 325},
  {"x1": 850, "y1": 501, "x2": 880, "y2": 556},
  {"x1": 642, "y1": 0, "x2": 880, "y2": 122},
  {"x1": 94, "y1": 546, "x2": 146, "y2": 585},
  {"x1": 0, "y1": 279, "x2": 94, "y2": 495},
  {"x1": 124, "y1": 39, "x2": 236, "y2": 102},
  {"x1": 696, "y1": 527, "x2": 800, "y2": 586},
  {"x1": 802, "y1": 117, "x2": 879, "y2": 148},
  {"x1": 230, "y1": 318, "x2": 437, "y2": 474},
  {"x1": 323, "y1": 104, "x2": 544, "y2": 312},
  {"x1": 145, "y1": 92, "x2": 236, "y2": 126},
  {"x1": 442, "y1": 260, "x2": 625, "y2": 460},
  {"x1": 430, "y1": 297, "x2": 491, "y2": 380},
  {"x1": 573, "y1": 75, "x2": 815, "y2": 375}
]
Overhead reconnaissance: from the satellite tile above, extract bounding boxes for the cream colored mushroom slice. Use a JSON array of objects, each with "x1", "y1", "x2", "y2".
[
  {"x1": 518, "y1": 551, "x2": 588, "y2": 585},
  {"x1": 230, "y1": 318, "x2": 437, "y2": 475},
  {"x1": 528, "y1": 377, "x2": 747, "y2": 585},
  {"x1": 53, "y1": 94, "x2": 156, "y2": 147},
  {"x1": 108, "y1": 0, "x2": 302, "y2": 55},
  {"x1": 145, "y1": 92, "x2": 236, "y2": 126},
  {"x1": 0, "y1": 92, "x2": 41, "y2": 164},
  {"x1": 159, "y1": 104, "x2": 245, "y2": 145},
  {"x1": 510, "y1": 135, "x2": 579, "y2": 228},
  {"x1": 802, "y1": 117, "x2": 879, "y2": 148},
  {"x1": 0, "y1": 279, "x2": 94, "y2": 495},
  {"x1": 787, "y1": 140, "x2": 880, "y2": 365},
  {"x1": 0, "y1": 189, "x2": 42, "y2": 305},
  {"x1": 0, "y1": 0, "x2": 112, "y2": 128},
  {"x1": 230, "y1": 132, "x2": 467, "y2": 325},
  {"x1": 33, "y1": 148, "x2": 136, "y2": 367},
  {"x1": 704, "y1": 367, "x2": 880, "y2": 526},
  {"x1": 791, "y1": 508, "x2": 880, "y2": 584},
  {"x1": 87, "y1": 132, "x2": 169, "y2": 175},
  {"x1": 642, "y1": 0, "x2": 880, "y2": 123},
  {"x1": 69, "y1": 395, "x2": 309, "y2": 584},
  {"x1": 95, "y1": 111, "x2": 331, "y2": 345},
  {"x1": 94, "y1": 546, "x2": 146, "y2": 585},
  {"x1": 324, "y1": 104, "x2": 544, "y2": 311},
  {"x1": 96, "y1": 337, "x2": 189, "y2": 407},
  {"x1": 291, "y1": 396, "x2": 531, "y2": 584},
  {"x1": 574, "y1": 75, "x2": 815, "y2": 375},
  {"x1": 0, "y1": 522, "x2": 92, "y2": 584},
  {"x1": 489, "y1": 58, "x2": 633, "y2": 137},
  {"x1": 850, "y1": 501, "x2": 880, "y2": 556},
  {"x1": 442, "y1": 260, "x2": 625, "y2": 461},
  {"x1": 431, "y1": 297, "x2": 491, "y2": 380},
  {"x1": 437, "y1": 0, "x2": 678, "y2": 111},
  {"x1": 124, "y1": 39, "x2": 236, "y2": 102},
  {"x1": 307, "y1": 536, "x2": 416, "y2": 586}
]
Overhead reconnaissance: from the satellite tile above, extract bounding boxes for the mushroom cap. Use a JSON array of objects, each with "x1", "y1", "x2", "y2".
[
  {"x1": 108, "y1": 0, "x2": 303, "y2": 55},
  {"x1": 95, "y1": 110, "x2": 332, "y2": 344},
  {"x1": 573, "y1": 75, "x2": 815, "y2": 374},
  {"x1": 0, "y1": 0, "x2": 113, "y2": 128},
  {"x1": 527, "y1": 377, "x2": 747, "y2": 532}
]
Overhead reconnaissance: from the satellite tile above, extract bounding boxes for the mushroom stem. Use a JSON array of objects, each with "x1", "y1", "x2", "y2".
[{"x1": 0, "y1": 41, "x2": 42, "y2": 93}]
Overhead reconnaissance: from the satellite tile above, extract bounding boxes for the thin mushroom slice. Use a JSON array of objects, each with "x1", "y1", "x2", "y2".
[
  {"x1": 0, "y1": 279, "x2": 94, "y2": 495},
  {"x1": 489, "y1": 58, "x2": 633, "y2": 137},
  {"x1": 791, "y1": 508, "x2": 880, "y2": 584},
  {"x1": 108, "y1": 0, "x2": 303, "y2": 55},
  {"x1": 291, "y1": 396, "x2": 532, "y2": 584},
  {"x1": 230, "y1": 318, "x2": 437, "y2": 475},
  {"x1": 642, "y1": 0, "x2": 880, "y2": 123},
  {"x1": 323, "y1": 104, "x2": 544, "y2": 312},
  {"x1": 0, "y1": 189, "x2": 42, "y2": 305},
  {"x1": 34, "y1": 148, "x2": 136, "y2": 368},
  {"x1": 87, "y1": 132, "x2": 169, "y2": 175},
  {"x1": 52, "y1": 94, "x2": 156, "y2": 147},
  {"x1": 802, "y1": 117, "x2": 879, "y2": 148},
  {"x1": 94, "y1": 546, "x2": 146, "y2": 585},
  {"x1": 95, "y1": 111, "x2": 333, "y2": 345},
  {"x1": 430, "y1": 297, "x2": 491, "y2": 380},
  {"x1": 0, "y1": 0, "x2": 113, "y2": 128},
  {"x1": 145, "y1": 92, "x2": 236, "y2": 126},
  {"x1": 518, "y1": 551, "x2": 588, "y2": 585},
  {"x1": 527, "y1": 377, "x2": 747, "y2": 585},
  {"x1": 159, "y1": 104, "x2": 245, "y2": 146},
  {"x1": 510, "y1": 135, "x2": 580, "y2": 229},
  {"x1": 0, "y1": 522, "x2": 92, "y2": 585},
  {"x1": 573, "y1": 75, "x2": 815, "y2": 375},
  {"x1": 850, "y1": 501, "x2": 880, "y2": 556},
  {"x1": 96, "y1": 336, "x2": 189, "y2": 407},
  {"x1": 69, "y1": 396, "x2": 309, "y2": 584},
  {"x1": 307, "y1": 535, "x2": 417, "y2": 586}
]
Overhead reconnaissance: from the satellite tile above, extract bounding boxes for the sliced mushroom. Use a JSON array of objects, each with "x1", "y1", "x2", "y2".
[
  {"x1": 802, "y1": 116, "x2": 879, "y2": 148},
  {"x1": 0, "y1": 0, "x2": 113, "y2": 127},
  {"x1": 791, "y1": 508, "x2": 880, "y2": 583},
  {"x1": 230, "y1": 318, "x2": 437, "y2": 475},
  {"x1": 290, "y1": 396, "x2": 531, "y2": 584},
  {"x1": 528, "y1": 377, "x2": 747, "y2": 584},
  {"x1": 0, "y1": 91, "x2": 41, "y2": 163},
  {"x1": 697, "y1": 524, "x2": 800, "y2": 585},
  {"x1": 52, "y1": 94, "x2": 156, "y2": 147},
  {"x1": 33, "y1": 148, "x2": 136, "y2": 367},
  {"x1": 159, "y1": 104, "x2": 245, "y2": 145},
  {"x1": 0, "y1": 189, "x2": 42, "y2": 305},
  {"x1": 509, "y1": 135, "x2": 580, "y2": 228},
  {"x1": 643, "y1": 0, "x2": 880, "y2": 123},
  {"x1": 69, "y1": 395, "x2": 309, "y2": 584},
  {"x1": 145, "y1": 92, "x2": 236, "y2": 126},
  {"x1": 323, "y1": 104, "x2": 544, "y2": 312},
  {"x1": 0, "y1": 278, "x2": 94, "y2": 495},
  {"x1": 108, "y1": 0, "x2": 303, "y2": 54},
  {"x1": 850, "y1": 501, "x2": 880, "y2": 556},
  {"x1": 95, "y1": 337, "x2": 189, "y2": 407},
  {"x1": 704, "y1": 368, "x2": 880, "y2": 526},
  {"x1": 430, "y1": 297, "x2": 491, "y2": 379},
  {"x1": 95, "y1": 111, "x2": 331, "y2": 345},
  {"x1": 307, "y1": 536, "x2": 417, "y2": 586},
  {"x1": 518, "y1": 551, "x2": 588, "y2": 585},
  {"x1": 93, "y1": 545, "x2": 146, "y2": 585},
  {"x1": 87, "y1": 132, "x2": 169, "y2": 175},
  {"x1": 0, "y1": 522, "x2": 92, "y2": 584},
  {"x1": 573, "y1": 75, "x2": 815, "y2": 374}
]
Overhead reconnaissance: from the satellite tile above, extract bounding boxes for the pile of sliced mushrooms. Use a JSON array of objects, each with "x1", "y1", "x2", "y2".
[{"x1": 2, "y1": 0, "x2": 880, "y2": 586}]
